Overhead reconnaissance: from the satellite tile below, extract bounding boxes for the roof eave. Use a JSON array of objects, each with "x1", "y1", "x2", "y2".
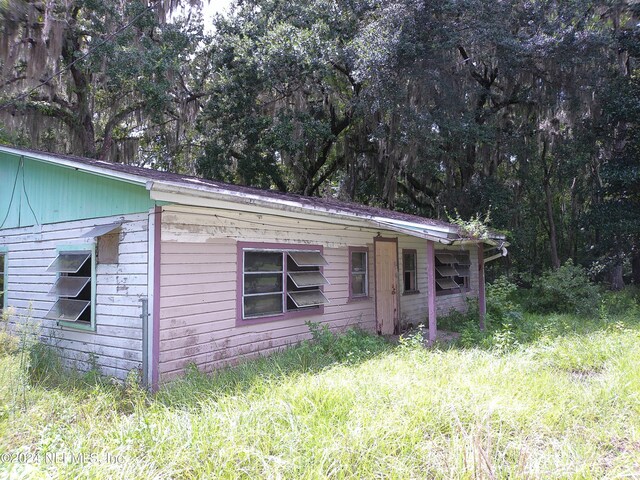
[
  {"x1": 149, "y1": 181, "x2": 459, "y2": 242},
  {"x1": 0, "y1": 146, "x2": 148, "y2": 186}
]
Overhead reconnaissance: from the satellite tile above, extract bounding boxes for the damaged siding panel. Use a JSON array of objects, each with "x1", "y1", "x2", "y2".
[
  {"x1": 161, "y1": 206, "x2": 383, "y2": 248},
  {"x1": 0, "y1": 213, "x2": 149, "y2": 380},
  {"x1": 158, "y1": 205, "x2": 377, "y2": 379}
]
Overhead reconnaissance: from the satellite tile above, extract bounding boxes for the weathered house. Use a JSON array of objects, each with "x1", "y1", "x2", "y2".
[{"x1": 0, "y1": 146, "x2": 506, "y2": 386}]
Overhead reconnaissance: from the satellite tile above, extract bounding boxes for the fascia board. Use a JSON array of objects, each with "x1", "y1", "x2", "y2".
[
  {"x1": 151, "y1": 186, "x2": 378, "y2": 228},
  {"x1": 150, "y1": 181, "x2": 456, "y2": 241},
  {"x1": 0, "y1": 146, "x2": 147, "y2": 186}
]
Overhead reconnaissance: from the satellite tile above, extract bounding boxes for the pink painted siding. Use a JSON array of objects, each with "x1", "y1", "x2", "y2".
[
  {"x1": 157, "y1": 205, "x2": 482, "y2": 381},
  {"x1": 158, "y1": 206, "x2": 379, "y2": 380}
]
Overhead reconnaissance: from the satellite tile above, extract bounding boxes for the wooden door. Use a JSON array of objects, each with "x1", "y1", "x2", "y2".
[{"x1": 375, "y1": 238, "x2": 398, "y2": 335}]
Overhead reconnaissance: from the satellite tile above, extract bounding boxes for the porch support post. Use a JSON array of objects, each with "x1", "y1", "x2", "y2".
[
  {"x1": 478, "y1": 244, "x2": 486, "y2": 331},
  {"x1": 426, "y1": 240, "x2": 437, "y2": 343}
]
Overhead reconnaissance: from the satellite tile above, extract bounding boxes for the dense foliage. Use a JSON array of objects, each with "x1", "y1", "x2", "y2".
[{"x1": 1, "y1": 0, "x2": 639, "y2": 283}]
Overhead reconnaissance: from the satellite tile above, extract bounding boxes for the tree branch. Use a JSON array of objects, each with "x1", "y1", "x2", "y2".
[
  {"x1": 20, "y1": 98, "x2": 77, "y2": 129},
  {"x1": 98, "y1": 101, "x2": 146, "y2": 160}
]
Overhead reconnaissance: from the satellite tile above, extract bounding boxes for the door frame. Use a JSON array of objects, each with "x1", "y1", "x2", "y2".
[{"x1": 373, "y1": 236, "x2": 399, "y2": 334}]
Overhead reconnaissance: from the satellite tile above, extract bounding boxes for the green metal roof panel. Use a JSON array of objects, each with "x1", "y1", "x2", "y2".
[{"x1": 0, "y1": 152, "x2": 157, "y2": 229}]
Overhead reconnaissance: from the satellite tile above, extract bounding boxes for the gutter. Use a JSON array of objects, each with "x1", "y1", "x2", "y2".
[{"x1": 483, "y1": 243, "x2": 509, "y2": 264}]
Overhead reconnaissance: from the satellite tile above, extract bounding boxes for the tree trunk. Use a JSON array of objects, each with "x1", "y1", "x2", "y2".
[
  {"x1": 62, "y1": 19, "x2": 97, "y2": 158},
  {"x1": 544, "y1": 182, "x2": 561, "y2": 269},
  {"x1": 632, "y1": 250, "x2": 640, "y2": 285},
  {"x1": 541, "y1": 141, "x2": 560, "y2": 269},
  {"x1": 609, "y1": 263, "x2": 624, "y2": 291}
]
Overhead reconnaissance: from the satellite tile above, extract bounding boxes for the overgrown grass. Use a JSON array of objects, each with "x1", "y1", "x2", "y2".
[{"x1": 1, "y1": 297, "x2": 640, "y2": 479}]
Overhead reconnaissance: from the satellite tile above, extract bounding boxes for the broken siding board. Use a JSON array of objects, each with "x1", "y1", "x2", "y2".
[
  {"x1": 161, "y1": 207, "x2": 381, "y2": 247},
  {"x1": 98, "y1": 263, "x2": 149, "y2": 275},
  {"x1": 96, "y1": 284, "x2": 147, "y2": 296},
  {"x1": 0, "y1": 224, "x2": 148, "y2": 246}
]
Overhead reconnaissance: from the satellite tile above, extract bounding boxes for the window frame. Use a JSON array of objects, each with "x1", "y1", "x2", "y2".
[
  {"x1": 49, "y1": 244, "x2": 97, "y2": 331},
  {"x1": 402, "y1": 249, "x2": 419, "y2": 295},
  {"x1": 348, "y1": 246, "x2": 369, "y2": 301},
  {"x1": 236, "y1": 242, "x2": 327, "y2": 326},
  {"x1": 434, "y1": 249, "x2": 471, "y2": 297},
  {"x1": 0, "y1": 246, "x2": 7, "y2": 312}
]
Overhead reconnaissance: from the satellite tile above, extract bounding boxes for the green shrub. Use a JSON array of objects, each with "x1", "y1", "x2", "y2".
[
  {"x1": 27, "y1": 342, "x2": 62, "y2": 384},
  {"x1": 486, "y1": 276, "x2": 522, "y2": 325},
  {"x1": 0, "y1": 307, "x2": 18, "y2": 355},
  {"x1": 459, "y1": 321, "x2": 484, "y2": 348},
  {"x1": 600, "y1": 288, "x2": 639, "y2": 317},
  {"x1": 436, "y1": 305, "x2": 478, "y2": 333},
  {"x1": 305, "y1": 321, "x2": 389, "y2": 363},
  {"x1": 524, "y1": 260, "x2": 600, "y2": 315}
]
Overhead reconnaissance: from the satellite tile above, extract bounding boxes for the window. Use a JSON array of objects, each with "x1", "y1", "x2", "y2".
[
  {"x1": 435, "y1": 250, "x2": 471, "y2": 294},
  {"x1": 0, "y1": 249, "x2": 6, "y2": 311},
  {"x1": 241, "y1": 245, "x2": 329, "y2": 321},
  {"x1": 45, "y1": 246, "x2": 96, "y2": 330},
  {"x1": 403, "y1": 249, "x2": 418, "y2": 293},
  {"x1": 349, "y1": 247, "x2": 368, "y2": 299}
]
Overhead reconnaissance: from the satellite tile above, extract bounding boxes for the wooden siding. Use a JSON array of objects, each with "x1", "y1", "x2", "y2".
[
  {"x1": 159, "y1": 205, "x2": 380, "y2": 381},
  {"x1": 397, "y1": 239, "x2": 480, "y2": 326},
  {"x1": 434, "y1": 246, "x2": 480, "y2": 317},
  {"x1": 0, "y1": 213, "x2": 149, "y2": 379},
  {"x1": 0, "y1": 152, "x2": 155, "y2": 229},
  {"x1": 158, "y1": 205, "x2": 482, "y2": 381},
  {"x1": 398, "y1": 235, "x2": 429, "y2": 327}
]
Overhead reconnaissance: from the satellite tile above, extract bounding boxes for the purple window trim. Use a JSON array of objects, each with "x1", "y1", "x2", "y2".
[
  {"x1": 348, "y1": 246, "x2": 369, "y2": 301},
  {"x1": 402, "y1": 248, "x2": 418, "y2": 294},
  {"x1": 236, "y1": 241, "x2": 325, "y2": 326}
]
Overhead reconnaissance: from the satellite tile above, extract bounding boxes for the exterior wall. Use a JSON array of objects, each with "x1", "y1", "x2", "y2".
[
  {"x1": 158, "y1": 205, "x2": 482, "y2": 381},
  {"x1": 397, "y1": 239, "x2": 480, "y2": 326},
  {"x1": 0, "y1": 213, "x2": 149, "y2": 379},
  {"x1": 434, "y1": 245, "x2": 480, "y2": 317},
  {"x1": 397, "y1": 236, "x2": 429, "y2": 327},
  {"x1": 0, "y1": 152, "x2": 155, "y2": 229},
  {"x1": 158, "y1": 205, "x2": 381, "y2": 380}
]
